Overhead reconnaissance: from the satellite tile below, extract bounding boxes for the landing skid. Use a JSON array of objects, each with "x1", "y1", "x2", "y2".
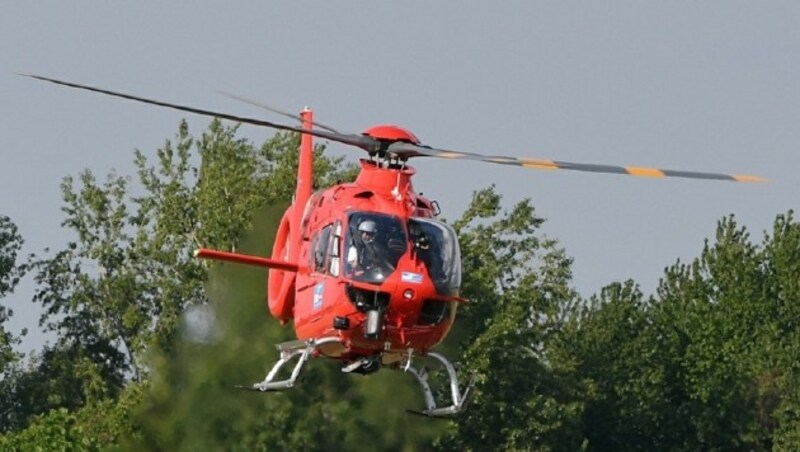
[
  {"x1": 392, "y1": 352, "x2": 474, "y2": 418},
  {"x1": 239, "y1": 338, "x2": 473, "y2": 418}
]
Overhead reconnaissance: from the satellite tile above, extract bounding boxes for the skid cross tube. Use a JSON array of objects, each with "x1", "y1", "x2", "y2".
[{"x1": 244, "y1": 337, "x2": 343, "y2": 392}]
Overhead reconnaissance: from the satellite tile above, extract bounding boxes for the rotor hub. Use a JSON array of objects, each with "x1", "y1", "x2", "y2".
[{"x1": 362, "y1": 125, "x2": 420, "y2": 145}]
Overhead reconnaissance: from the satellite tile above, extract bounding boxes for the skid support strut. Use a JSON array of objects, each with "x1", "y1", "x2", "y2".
[
  {"x1": 238, "y1": 337, "x2": 343, "y2": 392},
  {"x1": 397, "y1": 352, "x2": 474, "y2": 417}
]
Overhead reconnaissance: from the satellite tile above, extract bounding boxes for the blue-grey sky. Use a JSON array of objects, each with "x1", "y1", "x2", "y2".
[{"x1": 2, "y1": 2, "x2": 798, "y2": 352}]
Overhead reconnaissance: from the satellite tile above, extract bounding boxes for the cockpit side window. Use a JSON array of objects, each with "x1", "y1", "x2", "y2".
[
  {"x1": 311, "y1": 224, "x2": 332, "y2": 274},
  {"x1": 327, "y1": 221, "x2": 342, "y2": 276}
]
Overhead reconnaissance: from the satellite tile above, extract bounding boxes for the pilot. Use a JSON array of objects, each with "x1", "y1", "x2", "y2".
[
  {"x1": 347, "y1": 220, "x2": 380, "y2": 272},
  {"x1": 359, "y1": 220, "x2": 377, "y2": 245}
]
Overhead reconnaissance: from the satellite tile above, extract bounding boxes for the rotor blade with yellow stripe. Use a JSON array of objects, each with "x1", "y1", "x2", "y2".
[{"x1": 386, "y1": 142, "x2": 767, "y2": 183}]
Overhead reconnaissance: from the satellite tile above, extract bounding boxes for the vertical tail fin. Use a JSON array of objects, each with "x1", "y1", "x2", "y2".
[
  {"x1": 266, "y1": 109, "x2": 314, "y2": 323},
  {"x1": 294, "y1": 108, "x2": 314, "y2": 222}
]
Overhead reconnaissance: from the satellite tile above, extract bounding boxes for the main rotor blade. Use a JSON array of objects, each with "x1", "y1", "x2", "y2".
[
  {"x1": 387, "y1": 142, "x2": 767, "y2": 183},
  {"x1": 21, "y1": 74, "x2": 378, "y2": 152},
  {"x1": 218, "y1": 91, "x2": 342, "y2": 134}
]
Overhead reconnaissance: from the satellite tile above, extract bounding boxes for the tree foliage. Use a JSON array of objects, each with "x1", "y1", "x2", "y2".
[
  {"x1": 436, "y1": 187, "x2": 584, "y2": 451},
  {"x1": 0, "y1": 215, "x2": 25, "y2": 297},
  {"x1": 4, "y1": 119, "x2": 357, "y2": 438},
  {"x1": 0, "y1": 215, "x2": 25, "y2": 371},
  {"x1": 2, "y1": 118, "x2": 799, "y2": 450},
  {"x1": 554, "y1": 212, "x2": 800, "y2": 450},
  {"x1": 0, "y1": 216, "x2": 27, "y2": 432}
]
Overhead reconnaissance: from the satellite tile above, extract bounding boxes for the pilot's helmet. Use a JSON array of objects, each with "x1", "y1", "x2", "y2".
[{"x1": 358, "y1": 220, "x2": 377, "y2": 243}]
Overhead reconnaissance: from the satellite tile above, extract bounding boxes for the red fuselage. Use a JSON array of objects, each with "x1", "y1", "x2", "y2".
[{"x1": 270, "y1": 159, "x2": 461, "y2": 361}]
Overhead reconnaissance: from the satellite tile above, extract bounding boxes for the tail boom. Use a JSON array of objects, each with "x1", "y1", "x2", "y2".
[{"x1": 194, "y1": 248, "x2": 299, "y2": 272}]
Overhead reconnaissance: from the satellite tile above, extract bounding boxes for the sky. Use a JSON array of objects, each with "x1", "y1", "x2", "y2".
[{"x1": 2, "y1": 2, "x2": 798, "y2": 352}]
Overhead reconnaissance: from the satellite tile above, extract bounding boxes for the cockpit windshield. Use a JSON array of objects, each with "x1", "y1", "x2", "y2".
[
  {"x1": 345, "y1": 212, "x2": 408, "y2": 284},
  {"x1": 408, "y1": 218, "x2": 461, "y2": 296},
  {"x1": 344, "y1": 212, "x2": 461, "y2": 294}
]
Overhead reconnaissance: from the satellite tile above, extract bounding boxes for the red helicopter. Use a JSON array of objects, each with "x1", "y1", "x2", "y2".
[{"x1": 23, "y1": 74, "x2": 766, "y2": 417}]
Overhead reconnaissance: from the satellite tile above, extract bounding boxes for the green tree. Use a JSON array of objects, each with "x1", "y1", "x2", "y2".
[
  {"x1": 555, "y1": 212, "x2": 800, "y2": 450},
  {"x1": 4, "y1": 119, "x2": 357, "y2": 439},
  {"x1": 0, "y1": 384, "x2": 144, "y2": 451},
  {"x1": 646, "y1": 216, "x2": 776, "y2": 449},
  {"x1": 552, "y1": 280, "x2": 679, "y2": 450},
  {"x1": 436, "y1": 187, "x2": 584, "y2": 451},
  {"x1": 0, "y1": 215, "x2": 24, "y2": 372},
  {"x1": 33, "y1": 119, "x2": 358, "y2": 383},
  {"x1": 751, "y1": 211, "x2": 800, "y2": 450},
  {"x1": 0, "y1": 216, "x2": 30, "y2": 433},
  {"x1": 13, "y1": 111, "x2": 800, "y2": 451}
]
